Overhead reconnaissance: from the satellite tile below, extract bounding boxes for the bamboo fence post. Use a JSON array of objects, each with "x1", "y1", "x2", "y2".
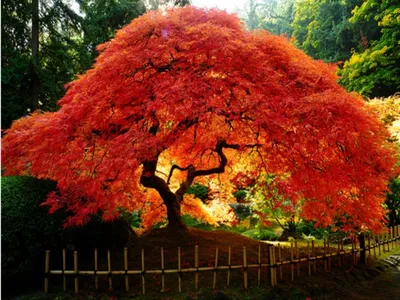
[
  {"x1": 337, "y1": 241, "x2": 342, "y2": 267},
  {"x1": 391, "y1": 227, "x2": 395, "y2": 249},
  {"x1": 124, "y1": 247, "x2": 129, "y2": 292},
  {"x1": 227, "y1": 246, "x2": 231, "y2": 287},
  {"x1": 268, "y1": 246, "x2": 273, "y2": 286},
  {"x1": 387, "y1": 227, "x2": 390, "y2": 250},
  {"x1": 397, "y1": 225, "x2": 400, "y2": 243},
  {"x1": 323, "y1": 240, "x2": 328, "y2": 271},
  {"x1": 307, "y1": 242, "x2": 311, "y2": 276},
  {"x1": 393, "y1": 226, "x2": 396, "y2": 246},
  {"x1": 382, "y1": 230, "x2": 385, "y2": 253},
  {"x1": 290, "y1": 242, "x2": 294, "y2": 281},
  {"x1": 278, "y1": 243, "x2": 283, "y2": 281},
  {"x1": 243, "y1": 246, "x2": 248, "y2": 289},
  {"x1": 393, "y1": 226, "x2": 395, "y2": 246},
  {"x1": 312, "y1": 240, "x2": 317, "y2": 272},
  {"x1": 195, "y1": 245, "x2": 199, "y2": 291},
  {"x1": 275, "y1": 246, "x2": 278, "y2": 284},
  {"x1": 213, "y1": 247, "x2": 219, "y2": 289},
  {"x1": 94, "y1": 248, "x2": 98, "y2": 289},
  {"x1": 141, "y1": 248, "x2": 145, "y2": 295},
  {"x1": 387, "y1": 228, "x2": 390, "y2": 249},
  {"x1": 271, "y1": 246, "x2": 277, "y2": 286},
  {"x1": 373, "y1": 234, "x2": 376, "y2": 258},
  {"x1": 387, "y1": 228, "x2": 390, "y2": 250},
  {"x1": 359, "y1": 233, "x2": 366, "y2": 265},
  {"x1": 351, "y1": 236, "x2": 356, "y2": 265},
  {"x1": 44, "y1": 250, "x2": 50, "y2": 293},
  {"x1": 257, "y1": 244, "x2": 261, "y2": 286},
  {"x1": 62, "y1": 249, "x2": 66, "y2": 291},
  {"x1": 108, "y1": 250, "x2": 112, "y2": 290},
  {"x1": 378, "y1": 232, "x2": 381, "y2": 255},
  {"x1": 382, "y1": 228, "x2": 388, "y2": 252},
  {"x1": 327, "y1": 239, "x2": 331, "y2": 270},
  {"x1": 355, "y1": 235, "x2": 359, "y2": 264},
  {"x1": 74, "y1": 251, "x2": 78, "y2": 294},
  {"x1": 396, "y1": 225, "x2": 400, "y2": 243},
  {"x1": 295, "y1": 240, "x2": 300, "y2": 276},
  {"x1": 178, "y1": 247, "x2": 182, "y2": 293},
  {"x1": 161, "y1": 247, "x2": 165, "y2": 292},
  {"x1": 367, "y1": 233, "x2": 371, "y2": 260}
]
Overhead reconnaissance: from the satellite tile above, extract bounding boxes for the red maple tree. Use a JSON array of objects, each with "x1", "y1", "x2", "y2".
[{"x1": 2, "y1": 7, "x2": 397, "y2": 232}]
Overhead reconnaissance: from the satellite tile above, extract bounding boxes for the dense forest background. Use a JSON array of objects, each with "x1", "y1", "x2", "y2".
[{"x1": 2, "y1": 0, "x2": 399, "y2": 129}]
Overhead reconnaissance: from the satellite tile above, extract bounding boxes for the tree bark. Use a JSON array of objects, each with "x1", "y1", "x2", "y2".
[
  {"x1": 164, "y1": 194, "x2": 186, "y2": 230},
  {"x1": 31, "y1": 0, "x2": 39, "y2": 111},
  {"x1": 140, "y1": 159, "x2": 187, "y2": 230}
]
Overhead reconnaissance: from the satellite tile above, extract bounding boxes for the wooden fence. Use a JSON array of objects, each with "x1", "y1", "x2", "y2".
[{"x1": 44, "y1": 225, "x2": 400, "y2": 294}]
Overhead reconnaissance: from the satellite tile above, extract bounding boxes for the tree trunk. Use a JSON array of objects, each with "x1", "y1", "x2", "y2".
[
  {"x1": 140, "y1": 160, "x2": 187, "y2": 230},
  {"x1": 31, "y1": 0, "x2": 39, "y2": 112},
  {"x1": 165, "y1": 195, "x2": 186, "y2": 230}
]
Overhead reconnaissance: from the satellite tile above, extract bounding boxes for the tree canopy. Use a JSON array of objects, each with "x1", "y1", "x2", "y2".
[
  {"x1": 338, "y1": 0, "x2": 400, "y2": 97},
  {"x1": 2, "y1": 7, "x2": 397, "y2": 232}
]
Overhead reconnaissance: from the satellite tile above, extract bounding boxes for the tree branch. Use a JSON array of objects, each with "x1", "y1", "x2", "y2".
[
  {"x1": 167, "y1": 164, "x2": 193, "y2": 184},
  {"x1": 174, "y1": 140, "x2": 262, "y2": 199}
]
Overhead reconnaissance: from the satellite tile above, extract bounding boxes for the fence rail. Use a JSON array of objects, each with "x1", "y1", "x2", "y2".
[{"x1": 44, "y1": 225, "x2": 400, "y2": 294}]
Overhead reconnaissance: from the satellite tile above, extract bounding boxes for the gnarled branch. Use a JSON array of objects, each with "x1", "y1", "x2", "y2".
[
  {"x1": 175, "y1": 139, "x2": 262, "y2": 199},
  {"x1": 167, "y1": 164, "x2": 193, "y2": 185}
]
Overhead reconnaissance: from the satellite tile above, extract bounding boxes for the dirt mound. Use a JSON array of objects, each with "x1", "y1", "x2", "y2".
[
  {"x1": 130, "y1": 228, "x2": 271, "y2": 269},
  {"x1": 139, "y1": 228, "x2": 263, "y2": 250}
]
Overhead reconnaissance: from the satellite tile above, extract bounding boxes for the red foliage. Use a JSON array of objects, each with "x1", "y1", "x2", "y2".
[{"x1": 1, "y1": 7, "x2": 397, "y2": 232}]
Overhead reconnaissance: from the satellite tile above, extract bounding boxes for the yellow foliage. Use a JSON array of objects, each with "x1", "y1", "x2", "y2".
[{"x1": 367, "y1": 95, "x2": 400, "y2": 140}]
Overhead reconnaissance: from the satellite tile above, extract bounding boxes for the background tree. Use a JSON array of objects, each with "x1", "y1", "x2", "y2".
[
  {"x1": 2, "y1": 0, "x2": 35, "y2": 128},
  {"x1": 240, "y1": 0, "x2": 294, "y2": 36},
  {"x1": 1, "y1": 0, "x2": 146, "y2": 129},
  {"x1": 292, "y1": 0, "x2": 363, "y2": 62},
  {"x1": 77, "y1": 0, "x2": 146, "y2": 69},
  {"x1": 338, "y1": 0, "x2": 400, "y2": 97},
  {"x1": 2, "y1": 7, "x2": 396, "y2": 233}
]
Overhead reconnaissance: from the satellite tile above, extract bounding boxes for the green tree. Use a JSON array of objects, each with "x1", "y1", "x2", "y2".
[
  {"x1": 339, "y1": 0, "x2": 400, "y2": 97},
  {"x1": 2, "y1": 0, "x2": 33, "y2": 128},
  {"x1": 240, "y1": 0, "x2": 295, "y2": 36},
  {"x1": 292, "y1": 0, "x2": 363, "y2": 62},
  {"x1": 77, "y1": 0, "x2": 146, "y2": 68},
  {"x1": 1, "y1": 0, "x2": 146, "y2": 129}
]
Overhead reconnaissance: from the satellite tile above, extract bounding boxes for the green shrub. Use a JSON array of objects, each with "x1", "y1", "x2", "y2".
[
  {"x1": 233, "y1": 189, "x2": 248, "y2": 202},
  {"x1": 1, "y1": 176, "x2": 136, "y2": 296},
  {"x1": 185, "y1": 183, "x2": 209, "y2": 201},
  {"x1": 229, "y1": 203, "x2": 252, "y2": 220},
  {"x1": 119, "y1": 208, "x2": 142, "y2": 228},
  {"x1": 1, "y1": 176, "x2": 66, "y2": 293},
  {"x1": 296, "y1": 221, "x2": 330, "y2": 240},
  {"x1": 242, "y1": 229, "x2": 279, "y2": 241},
  {"x1": 182, "y1": 215, "x2": 215, "y2": 230}
]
